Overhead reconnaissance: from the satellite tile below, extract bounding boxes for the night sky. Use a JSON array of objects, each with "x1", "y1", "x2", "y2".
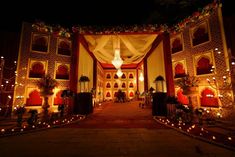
[{"x1": 0, "y1": 0, "x2": 233, "y2": 32}]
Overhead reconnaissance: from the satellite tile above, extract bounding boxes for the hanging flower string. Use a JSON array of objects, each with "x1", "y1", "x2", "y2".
[
  {"x1": 32, "y1": 21, "x2": 71, "y2": 38},
  {"x1": 32, "y1": 21, "x2": 53, "y2": 33},
  {"x1": 72, "y1": 24, "x2": 168, "y2": 35},
  {"x1": 169, "y1": 1, "x2": 220, "y2": 34},
  {"x1": 53, "y1": 25, "x2": 71, "y2": 38},
  {"x1": 31, "y1": 1, "x2": 219, "y2": 36}
]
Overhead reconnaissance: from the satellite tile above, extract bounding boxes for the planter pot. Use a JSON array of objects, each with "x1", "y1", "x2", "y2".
[{"x1": 183, "y1": 87, "x2": 198, "y2": 95}]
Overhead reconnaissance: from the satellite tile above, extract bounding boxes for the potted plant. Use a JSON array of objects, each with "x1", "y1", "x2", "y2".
[
  {"x1": 175, "y1": 74, "x2": 199, "y2": 95},
  {"x1": 36, "y1": 74, "x2": 58, "y2": 121},
  {"x1": 27, "y1": 109, "x2": 38, "y2": 126},
  {"x1": 195, "y1": 107, "x2": 204, "y2": 125},
  {"x1": 14, "y1": 106, "x2": 26, "y2": 127},
  {"x1": 58, "y1": 104, "x2": 65, "y2": 118}
]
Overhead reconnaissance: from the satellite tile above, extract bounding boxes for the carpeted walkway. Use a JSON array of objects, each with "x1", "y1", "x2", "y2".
[{"x1": 65, "y1": 101, "x2": 168, "y2": 129}]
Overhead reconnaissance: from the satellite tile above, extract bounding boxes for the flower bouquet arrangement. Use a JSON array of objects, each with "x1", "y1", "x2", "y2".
[{"x1": 175, "y1": 74, "x2": 199, "y2": 95}]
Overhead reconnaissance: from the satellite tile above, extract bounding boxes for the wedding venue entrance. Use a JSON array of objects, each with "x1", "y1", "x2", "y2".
[{"x1": 70, "y1": 32, "x2": 174, "y2": 112}]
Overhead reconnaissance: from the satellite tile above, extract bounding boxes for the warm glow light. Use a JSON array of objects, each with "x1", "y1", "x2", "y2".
[
  {"x1": 112, "y1": 48, "x2": 123, "y2": 69},
  {"x1": 116, "y1": 68, "x2": 123, "y2": 77},
  {"x1": 206, "y1": 94, "x2": 214, "y2": 97},
  {"x1": 139, "y1": 72, "x2": 144, "y2": 81}
]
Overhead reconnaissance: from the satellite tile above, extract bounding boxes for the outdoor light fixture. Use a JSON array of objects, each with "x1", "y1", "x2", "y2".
[{"x1": 112, "y1": 48, "x2": 123, "y2": 69}]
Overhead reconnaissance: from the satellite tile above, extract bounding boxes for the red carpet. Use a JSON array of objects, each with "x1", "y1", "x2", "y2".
[{"x1": 65, "y1": 101, "x2": 168, "y2": 129}]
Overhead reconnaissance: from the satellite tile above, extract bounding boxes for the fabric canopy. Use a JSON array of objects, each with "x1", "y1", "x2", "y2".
[{"x1": 84, "y1": 34, "x2": 158, "y2": 64}]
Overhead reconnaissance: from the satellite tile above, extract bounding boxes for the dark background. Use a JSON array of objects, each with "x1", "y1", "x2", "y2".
[
  {"x1": 0, "y1": 0, "x2": 234, "y2": 61},
  {"x1": 1, "y1": 0, "x2": 233, "y2": 32}
]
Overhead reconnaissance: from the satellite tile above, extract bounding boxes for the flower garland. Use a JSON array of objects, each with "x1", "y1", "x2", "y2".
[
  {"x1": 32, "y1": 21, "x2": 53, "y2": 33},
  {"x1": 72, "y1": 24, "x2": 168, "y2": 35},
  {"x1": 32, "y1": 21, "x2": 71, "y2": 38},
  {"x1": 31, "y1": 1, "x2": 220, "y2": 36},
  {"x1": 169, "y1": 1, "x2": 220, "y2": 34}
]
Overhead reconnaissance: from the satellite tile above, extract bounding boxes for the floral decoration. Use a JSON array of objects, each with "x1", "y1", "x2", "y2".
[
  {"x1": 32, "y1": 21, "x2": 53, "y2": 33},
  {"x1": 72, "y1": 24, "x2": 168, "y2": 34},
  {"x1": 31, "y1": 2, "x2": 219, "y2": 36},
  {"x1": 36, "y1": 74, "x2": 59, "y2": 96},
  {"x1": 175, "y1": 74, "x2": 199, "y2": 91},
  {"x1": 169, "y1": 1, "x2": 220, "y2": 34},
  {"x1": 32, "y1": 21, "x2": 71, "y2": 38}
]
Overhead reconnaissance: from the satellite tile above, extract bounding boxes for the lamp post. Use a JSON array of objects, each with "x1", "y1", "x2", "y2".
[{"x1": 154, "y1": 75, "x2": 165, "y2": 92}]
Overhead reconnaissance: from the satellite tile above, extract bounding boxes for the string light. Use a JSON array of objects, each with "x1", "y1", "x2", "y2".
[{"x1": 0, "y1": 56, "x2": 17, "y2": 108}]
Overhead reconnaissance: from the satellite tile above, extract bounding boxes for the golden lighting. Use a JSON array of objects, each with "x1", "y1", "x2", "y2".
[
  {"x1": 112, "y1": 48, "x2": 123, "y2": 69},
  {"x1": 116, "y1": 68, "x2": 123, "y2": 78},
  {"x1": 139, "y1": 72, "x2": 144, "y2": 81}
]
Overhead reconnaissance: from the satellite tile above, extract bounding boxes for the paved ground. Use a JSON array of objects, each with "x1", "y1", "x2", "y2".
[
  {"x1": 1, "y1": 128, "x2": 235, "y2": 157},
  {"x1": 0, "y1": 101, "x2": 235, "y2": 156},
  {"x1": 66, "y1": 101, "x2": 167, "y2": 129}
]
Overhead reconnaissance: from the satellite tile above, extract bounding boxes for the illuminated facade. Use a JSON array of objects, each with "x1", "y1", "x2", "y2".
[{"x1": 12, "y1": 2, "x2": 234, "y2": 118}]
